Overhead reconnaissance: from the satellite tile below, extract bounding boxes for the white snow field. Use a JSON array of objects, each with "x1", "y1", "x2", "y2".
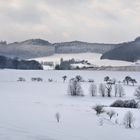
[
  {"x1": 0, "y1": 70, "x2": 140, "y2": 140},
  {"x1": 32, "y1": 53, "x2": 134, "y2": 69}
]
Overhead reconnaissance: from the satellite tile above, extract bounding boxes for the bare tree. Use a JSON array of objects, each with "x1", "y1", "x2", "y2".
[
  {"x1": 106, "y1": 110, "x2": 116, "y2": 120},
  {"x1": 75, "y1": 75, "x2": 83, "y2": 82},
  {"x1": 105, "y1": 82, "x2": 113, "y2": 97},
  {"x1": 62, "y1": 75, "x2": 67, "y2": 82},
  {"x1": 114, "y1": 84, "x2": 118, "y2": 97},
  {"x1": 68, "y1": 79, "x2": 83, "y2": 96},
  {"x1": 130, "y1": 79, "x2": 137, "y2": 86},
  {"x1": 115, "y1": 84, "x2": 125, "y2": 97},
  {"x1": 93, "y1": 105, "x2": 104, "y2": 115},
  {"x1": 134, "y1": 86, "x2": 140, "y2": 100},
  {"x1": 104, "y1": 76, "x2": 110, "y2": 82},
  {"x1": 99, "y1": 83, "x2": 106, "y2": 97},
  {"x1": 89, "y1": 83, "x2": 97, "y2": 96},
  {"x1": 124, "y1": 76, "x2": 132, "y2": 85},
  {"x1": 118, "y1": 84, "x2": 125, "y2": 97},
  {"x1": 123, "y1": 111, "x2": 134, "y2": 128}
]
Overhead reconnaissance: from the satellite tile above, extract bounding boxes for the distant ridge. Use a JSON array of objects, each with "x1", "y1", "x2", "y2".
[
  {"x1": 0, "y1": 37, "x2": 140, "y2": 62},
  {"x1": 0, "y1": 38, "x2": 117, "y2": 59},
  {"x1": 101, "y1": 37, "x2": 140, "y2": 62}
]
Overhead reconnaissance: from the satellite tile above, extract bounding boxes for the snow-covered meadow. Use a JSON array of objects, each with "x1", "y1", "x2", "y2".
[{"x1": 0, "y1": 70, "x2": 140, "y2": 140}]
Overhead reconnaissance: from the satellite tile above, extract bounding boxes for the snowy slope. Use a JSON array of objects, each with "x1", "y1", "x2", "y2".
[
  {"x1": 32, "y1": 53, "x2": 134, "y2": 68},
  {"x1": 0, "y1": 70, "x2": 140, "y2": 140}
]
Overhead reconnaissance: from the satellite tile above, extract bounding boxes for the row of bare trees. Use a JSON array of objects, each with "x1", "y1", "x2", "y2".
[{"x1": 68, "y1": 79, "x2": 124, "y2": 97}]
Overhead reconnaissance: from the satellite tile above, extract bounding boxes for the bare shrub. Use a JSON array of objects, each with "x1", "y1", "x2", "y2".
[
  {"x1": 55, "y1": 112, "x2": 60, "y2": 123},
  {"x1": 106, "y1": 110, "x2": 116, "y2": 120},
  {"x1": 93, "y1": 105, "x2": 104, "y2": 115}
]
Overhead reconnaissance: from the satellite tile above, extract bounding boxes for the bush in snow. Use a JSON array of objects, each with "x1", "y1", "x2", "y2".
[
  {"x1": 123, "y1": 111, "x2": 134, "y2": 128},
  {"x1": 68, "y1": 78, "x2": 83, "y2": 96},
  {"x1": 93, "y1": 105, "x2": 104, "y2": 115},
  {"x1": 111, "y1": 100, "x2": 124, "y2": 107},
  {"x1": 99, "y1": 83, "x2": 106, "y2": 97},
  {"x1": 89, "y1": 83, "x2": 97, "y2": 96},
  {"x1": 106, "y1": 110, "x2": 116, "y2": 120},
  {"x1": 110, "y1": 99, "x2": 138, "y2": 108},
  {"x1": 31, "y1": 77, "x2": 43, "y2": 82},
  {"x1": 17, "y1": 77, "x2": 26, "y2": 82},
  {"x1": 123, "y1": 100, "x2": 138, "y2": 108},
  {"x1": 48, "y1": 79, "x2": 53, "y2": 82},
  {"x1": 88, "y1": 79, "x2": 94, "y2": 83},
  {"x1": 134, "y1": 86, "x2": 140, "y2": 100}
]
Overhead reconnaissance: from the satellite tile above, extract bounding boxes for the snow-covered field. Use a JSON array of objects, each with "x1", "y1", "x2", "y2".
[
  {"x1": 0, "y1": 69, "x2": 140, "y2": 140},
  {"x1": 32, "y1": 53, "x2": 134, "y2": 69}
]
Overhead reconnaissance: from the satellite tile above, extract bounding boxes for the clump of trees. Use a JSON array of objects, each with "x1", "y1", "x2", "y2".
[{"x1": 0, "y1": 56, "x2": 43, "y2": 70}]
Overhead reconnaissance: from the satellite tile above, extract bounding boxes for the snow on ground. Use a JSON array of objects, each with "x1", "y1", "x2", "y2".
[
  {"x1": 0, "y1": 69, "x2": 140, "y2": 140},
  {"x1": 32, "y1": 53, "x2": 134, "y2": 68}
]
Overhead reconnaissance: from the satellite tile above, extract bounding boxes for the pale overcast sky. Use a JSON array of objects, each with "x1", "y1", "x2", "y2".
[{"x1": 0, "y1": 0, "x2": 140, "y2": 43}]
